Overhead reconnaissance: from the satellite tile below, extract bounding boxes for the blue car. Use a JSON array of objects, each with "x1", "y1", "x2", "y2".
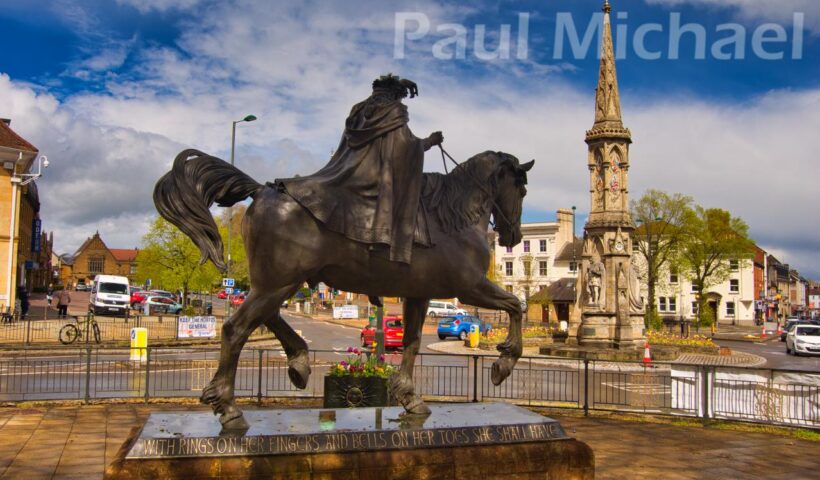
[{"x1": 437, "y1": 315, "x2": 491, "y2": 341}]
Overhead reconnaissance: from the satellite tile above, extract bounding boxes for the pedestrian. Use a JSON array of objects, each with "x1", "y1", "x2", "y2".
[
  {"x1": 47, "y1": 284, "x2": 54, "y2": 307},
  {"x1": 17, "y1": 285, "x2": 29, "y2": 319},
  {"x1": 56, "y1": 288, "x2": 71, "y2": 318}
]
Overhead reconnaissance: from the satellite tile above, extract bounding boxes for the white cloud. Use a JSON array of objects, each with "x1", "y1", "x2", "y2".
[
  {"x1": 646, "y1": 0, "x2": 820, "y2": 34},
  {"x1": 115, "y1": 0, "x2": 203, "y2": 14}
]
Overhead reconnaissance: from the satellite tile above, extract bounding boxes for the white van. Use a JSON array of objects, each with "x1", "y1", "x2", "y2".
[
  {"x1": 427, "y1": 301, "x2": 467, "y2": 317},
  {"x1": 89, "y1": 275, "x2": 130, "y2": 316}
]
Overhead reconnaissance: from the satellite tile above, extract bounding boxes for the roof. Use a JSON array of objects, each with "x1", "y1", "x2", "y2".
[
  {"x1": 554, "y1": 237, "x2": 583, "y2": 262},
  {"x1": 0, "y1": 119, "x2": 38, "y2": 152},
  {"x1": 110, "y1": 249, "x2": 139, "y2": 262},
  {"x1": 529, "y1": 278, "x2": 577, "y2": 304}
]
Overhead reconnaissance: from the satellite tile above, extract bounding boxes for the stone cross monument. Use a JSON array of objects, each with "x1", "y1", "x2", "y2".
[{"x1": 574, "y1": 0, "x2": 645, "y2": 349}]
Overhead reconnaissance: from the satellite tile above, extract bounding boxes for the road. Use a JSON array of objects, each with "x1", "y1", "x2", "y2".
[{"x1": 715, "y1": 338, "x2": 820, "y2": 371}]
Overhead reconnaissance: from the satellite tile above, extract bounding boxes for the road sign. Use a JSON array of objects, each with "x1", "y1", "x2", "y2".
[
  {"x1": 224, "y1": 287, "x2": 234, "y2": 295},
  {"x1": 222, "y1": 278, "x2": 235, "y2": 287}
]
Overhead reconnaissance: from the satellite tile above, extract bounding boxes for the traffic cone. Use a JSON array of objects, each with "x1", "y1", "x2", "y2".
[
  {"x1": 760, "y1": 323, "x2": 767, "y2": 340},
  {"x1": 643, "y1": 340, "x2": 651, "y2": 365}
]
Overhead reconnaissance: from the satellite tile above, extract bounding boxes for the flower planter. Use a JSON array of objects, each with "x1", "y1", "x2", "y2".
[{"x1": 323, "y1": 375, "x2": 393, "y2": 408}]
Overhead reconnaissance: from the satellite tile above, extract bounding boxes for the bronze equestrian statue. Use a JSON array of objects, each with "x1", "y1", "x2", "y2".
[{"x1": 154, "y1": 74, "x2": 533, "y2": 430}]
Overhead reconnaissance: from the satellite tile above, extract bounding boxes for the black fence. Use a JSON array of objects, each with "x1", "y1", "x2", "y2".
[{"x1": 0, "y1": 348, "x2": 817, "y2": 428}]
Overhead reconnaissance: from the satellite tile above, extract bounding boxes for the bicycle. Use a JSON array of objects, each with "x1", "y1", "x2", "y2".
[{"x1": 58, "y1": 314, "x2": 101, "y2": 345}]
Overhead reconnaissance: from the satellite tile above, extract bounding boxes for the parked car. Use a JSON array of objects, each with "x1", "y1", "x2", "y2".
[
  {"x1": 151, "y1": 290, "x2": 177, "y2": 299},
  {"x1": 785, "y1": 324, "x2": 820, "y2": 356},
  {"x1": 360, "y1": 315, "x2": 404, "y2": 350},
  {"x1": 131, "y1": 289, "x2": 149, "y2": 309},
  {"x1": 143, "y1": 295, "x2": 183, "y2": 314},
  {"x1": 230, "y1": 293, "x2": 246, "y2": 306},
  {"x1": 437, "y1": 315, "x2": 491, "y2": 341},
  {"x1": 75, "y1": 283, "x2": 88, "y2": 291},
  {"x1": 426, "y1": 301, "x2": 467, "y2": 317}
]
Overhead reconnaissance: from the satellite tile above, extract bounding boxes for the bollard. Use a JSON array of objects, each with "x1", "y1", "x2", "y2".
[{"x1": 130, "y1": 327, "x2": 148, "y2": 362}]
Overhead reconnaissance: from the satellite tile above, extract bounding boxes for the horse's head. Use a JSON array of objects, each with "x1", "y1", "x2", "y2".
[{"x1": 492, "y1": 152, "x2": 533, "y2": 247}]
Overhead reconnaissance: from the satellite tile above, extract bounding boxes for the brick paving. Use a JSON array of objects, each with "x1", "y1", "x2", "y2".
[{"x1": 0, "y1": 402, "x2": 816, "y2": 479}]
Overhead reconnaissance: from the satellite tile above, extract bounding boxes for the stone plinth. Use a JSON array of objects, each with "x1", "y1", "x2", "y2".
[{"x1": 105, "y1": 403, "x2": 594, "y2": 479}]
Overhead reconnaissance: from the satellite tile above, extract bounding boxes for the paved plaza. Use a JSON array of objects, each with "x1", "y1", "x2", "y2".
[{"x1": 0, "y1": 401, "x2": 815, "y2": 479}]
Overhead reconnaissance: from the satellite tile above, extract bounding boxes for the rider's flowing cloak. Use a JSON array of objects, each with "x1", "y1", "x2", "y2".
[{"x1": 278, "y1": 95, "x2": 431, "y2": 264}]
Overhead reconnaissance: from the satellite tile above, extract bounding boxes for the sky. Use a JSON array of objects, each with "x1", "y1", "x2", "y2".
[{"x1": 1, "y1": 0, "x2": 818, "y2": 278}]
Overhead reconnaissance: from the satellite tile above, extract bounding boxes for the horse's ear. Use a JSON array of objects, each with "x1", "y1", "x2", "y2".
[{"x1": 521, "y1": 160, "x2": 534, "y2": 172}]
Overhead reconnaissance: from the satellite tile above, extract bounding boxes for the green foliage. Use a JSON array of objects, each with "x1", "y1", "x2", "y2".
[
  {"x1": 679, "y1": 207, "x2": 755, "y2": 290},
  {"x1": 218, "y1": 205, "x2": 250, "y2": 290},
  {"x1": 135, "y1": 216, "x2": 221, "y2": 294},
  {"x1": 645, "y1": 309, "x2": 664, "y2": 331},
  {"x1": 631, "y1": 190, "x2": 693, "y2": 320}
]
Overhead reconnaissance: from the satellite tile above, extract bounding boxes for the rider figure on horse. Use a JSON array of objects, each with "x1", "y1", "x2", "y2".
[{"x1": 278, "y1": 74, "x2": 443, "y2": 264}]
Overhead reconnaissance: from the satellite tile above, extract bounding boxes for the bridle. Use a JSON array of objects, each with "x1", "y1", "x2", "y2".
[{"x1": 438, "y1": 145, "x2": 516, "y2": 231}]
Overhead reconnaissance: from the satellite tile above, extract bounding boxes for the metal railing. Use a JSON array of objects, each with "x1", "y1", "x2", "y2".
[
  {"x1": 0, "y1": 314, "x2": 273, "y2": 345},
  {"x1": 0, "y1": 348, "x2": 816, "y2": 428}
]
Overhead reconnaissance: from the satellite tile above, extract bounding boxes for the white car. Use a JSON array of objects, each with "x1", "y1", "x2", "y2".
[
  {"x1": 785, "y1": 324, "x2": 820, "y2": 356},
  {"x1": 427, "y1": 301, "x2": 467, "y2": 317}
]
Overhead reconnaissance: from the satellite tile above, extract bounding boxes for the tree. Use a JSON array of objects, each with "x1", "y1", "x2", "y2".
[
  {"x1": 135, "y1": 216, "x2": 221, "y2": 304},
  {"x1": 678, "y1": 207, "x2": 755, "y2": 331},
  {"x1": 218, "y1": 205, "x2": 250, "y2": 290},
  {"x1": 631, "y1": 190, "x2": 693, "y2": 329}
]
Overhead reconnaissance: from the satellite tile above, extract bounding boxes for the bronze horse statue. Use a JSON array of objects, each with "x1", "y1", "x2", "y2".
[{"x1": 154, "y1": 148, "x2": 533, "y2": 429}]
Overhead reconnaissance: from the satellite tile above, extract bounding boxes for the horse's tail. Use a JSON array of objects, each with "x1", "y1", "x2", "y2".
[{"x1": 153, "y1": 148, "x2": 264, "y2": 271}]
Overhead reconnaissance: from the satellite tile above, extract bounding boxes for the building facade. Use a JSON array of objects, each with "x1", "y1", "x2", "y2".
[
  {"x1": 0, "y1": 118, "x2": 49, "y2": 310},
  {"x1": 61, "y1": 232, "x2": 138, "y2": 288}
]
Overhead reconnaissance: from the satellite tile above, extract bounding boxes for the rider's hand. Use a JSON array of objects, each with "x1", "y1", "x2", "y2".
[{"x1": 427, "y1": 131, "x2": 444, "y2": 147}]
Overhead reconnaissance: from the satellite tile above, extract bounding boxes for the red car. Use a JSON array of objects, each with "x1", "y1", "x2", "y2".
[
  {"x1": 230, "y1": 293, "x2": 246, "y2": 306},
  {"x1": 360, "y1": 315, "x2": 404, "y2": 350},
  {"x1": 218, "y1": 290, "x2": 229, "y2": 299},
  {"x1": 130, "y1": 289, "x2": 148, "y2": 308}
]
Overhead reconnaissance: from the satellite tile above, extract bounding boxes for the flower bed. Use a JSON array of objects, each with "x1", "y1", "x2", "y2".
[
  {"x1": 647, "y1": 331, "x2": 719, "y2": 354},
  {"x1": 480, "y1": 326, "x2": 556, "y2": 350}
]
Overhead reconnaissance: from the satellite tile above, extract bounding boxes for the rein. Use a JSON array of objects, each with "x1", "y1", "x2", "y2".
[{"x1": 438, "y1": 145, "x2": 514, "y2": 230}]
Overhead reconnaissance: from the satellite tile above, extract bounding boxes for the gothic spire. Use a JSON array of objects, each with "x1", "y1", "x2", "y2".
[{"x1": 587, "y1": 0, "x2": 630, "y2": 141}]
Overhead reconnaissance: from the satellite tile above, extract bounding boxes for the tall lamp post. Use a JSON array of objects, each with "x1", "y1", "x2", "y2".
[
  {"x1": 226, "y1": 115, "x2": 256, "y2": 316},
  {"x1": 571, "y1": 206, "x2": 577, "y2": 275}
]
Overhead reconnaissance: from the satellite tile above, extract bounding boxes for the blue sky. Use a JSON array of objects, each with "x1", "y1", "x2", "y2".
[{"x1": 1, "y1": 0, "x2": 819, "y2": 277}]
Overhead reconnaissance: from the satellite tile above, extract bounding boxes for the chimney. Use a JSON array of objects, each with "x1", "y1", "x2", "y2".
[{"x1": 556, "y1": 209, "x2": 574, "y2": 251}]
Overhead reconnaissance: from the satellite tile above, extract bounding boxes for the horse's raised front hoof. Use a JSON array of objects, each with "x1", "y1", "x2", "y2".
[
  {"x1": 287, "y1": 350, "x2": 311, "y2": 390},
  {"x1": 491, "y1": 356, "x2": 516, "y2": 386},
  {"x1": 219, "y1": 403, "x2": 249, "y2": 431}
]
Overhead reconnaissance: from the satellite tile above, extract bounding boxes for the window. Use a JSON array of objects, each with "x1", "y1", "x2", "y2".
[
  {"x1": 539, "y1": 261, "x2": 548, "y2": 276},
  {"x1": 569, "y1": 261, "x2": 578, "y2": 272},
  {"x1": 505, "y1": 285, "x2": 513, "y2": 293},
  {"x1": 669, "y1": 270, "x2": 679, "y2": 284},
  {"x1": 523, "y1": 240, "x2": 530, "y2": 253},
  {"x1": 691, "y1": 302, "x2": 699, "y2": 314},
  {"x1": 539, "y1": 239, "x2": 547, "y2": 252},
  {"x1": 88, "y1": 256, "x2": 104, "y2": 274},
  {"x1": 658, "y1": 297, "x2": 677, "y2": 313},
  {"x1": 506, "y1": 246, "x2": 513, "y2": 253},
  {"x1": 729, "y1": 279, "x2": 739, "y2": 293},
  {"x1": 505, "y1": 262, "x2": 513, "y2": 276},
  {"x1": 726, "y1": 301, "x2": 735, "y2": 316},
  {"x1": 691, "y1": 284, "x2": 701, "y2": 293},
  {"x1": 522, "y1": 260, "x2": 532, "y2": 276},
  {"x1": 130, "y1": 264, "x2": 137, "y2": 275},
  {"x1": 729, "y1": 259, "x2": 739, "y2": 272}
]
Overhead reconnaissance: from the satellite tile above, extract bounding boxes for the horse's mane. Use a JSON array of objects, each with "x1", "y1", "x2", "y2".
[{"x1": 422, "y1": 152, "x2": 498, "y2": 234}]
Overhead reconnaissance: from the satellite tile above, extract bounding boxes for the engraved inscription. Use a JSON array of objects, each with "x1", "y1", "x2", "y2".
[{"x1": 129, "y1": 422, "x2": 568, "y2": 459}]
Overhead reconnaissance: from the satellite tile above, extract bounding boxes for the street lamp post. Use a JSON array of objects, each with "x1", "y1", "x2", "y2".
[
  {"x1": 571, "y1": 206, "x2": 577, "y2": 275},
  {"x1": 226, "y1": 115, "x2": 256, "y2": 317}
]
